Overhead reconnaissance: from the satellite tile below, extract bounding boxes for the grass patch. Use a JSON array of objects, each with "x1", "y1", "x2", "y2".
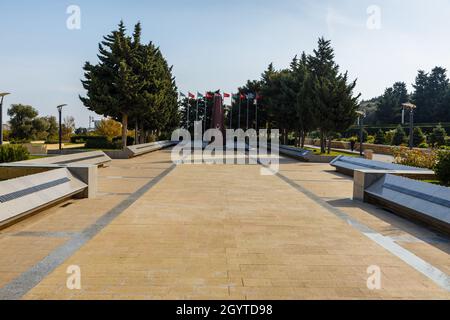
[
  {"x1": 304, "y1": 147, "x2": 359, "y2": 157},
  {"x1": 29, "y1": 155, "x2": 47, "y2": 160},
  {"x1": 423, "y1": 180, "x2": 444, "y2": 186}
]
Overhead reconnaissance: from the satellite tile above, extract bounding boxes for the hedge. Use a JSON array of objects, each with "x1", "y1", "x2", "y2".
[
  {"x1": 435, "y1": 151, "x2": 450, "y2": 186},
  {"x1": 70, "y1": 135, "x2": 136, "y2": 149},
  {"x1": 0, "y1": 144, "x2": 30, "y2": 163}
]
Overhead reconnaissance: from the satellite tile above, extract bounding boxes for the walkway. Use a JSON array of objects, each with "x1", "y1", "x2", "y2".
[{"x1": 0, "y1": 149, "x2": 448, "y2": 299}]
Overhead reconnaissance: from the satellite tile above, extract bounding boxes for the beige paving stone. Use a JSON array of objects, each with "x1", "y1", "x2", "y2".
[{"x1": 0, "y1": 150, "x2": 448, "y2": 300}]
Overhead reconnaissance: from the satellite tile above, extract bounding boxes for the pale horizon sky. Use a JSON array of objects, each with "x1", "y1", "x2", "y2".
[{"x1": 1, "y1": 0, "x2": 450, "y2": 127}]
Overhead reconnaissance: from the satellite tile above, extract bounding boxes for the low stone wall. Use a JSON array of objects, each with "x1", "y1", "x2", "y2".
[
  {"x1": 23, "y1": 143, "x2": 48, "y2": 155},
  {"x1": 304, "y1": 138, "x2": 427, "y2": 156}
]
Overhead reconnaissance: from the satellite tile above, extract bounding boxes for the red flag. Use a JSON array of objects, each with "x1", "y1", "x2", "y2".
[
  {"x1": 256, "y1": 94, "x2": 262, "y2": 100},
  {"x1": 240, "y1": 93, "x2": 245, "y2": 100},
  {"x1": 223, "y1": 93, "x2": 231, "y2": 98},
  {"x1": 188, "y1": 92, "x2": 195, "y2": 99},
  {"x1": 206, "y1": 92, "x2": 214, "y2": 99}
]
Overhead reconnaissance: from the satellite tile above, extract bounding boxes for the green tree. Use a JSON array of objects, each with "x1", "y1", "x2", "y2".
[
  {"x1": 7, "y1": 104, "x2": 38, "y2": 141},
  {"x1": 81, "y1": 21, "x2": 144, "y2": 149},
  {"x1": 435, "y1": 151, "x2": 450, "y2": 186},
  {"x1": 374, "y1": 129, "x2": 386, "y2": 145},
  {"x1": 392, "y1": 125, "x2": 407, "y2": 146},
  {"x1": 429, "y1": 124, "x2": 447, "y2": 147},
  {"x1": 412, "y1": 67, "x2": 450, "y2": 123},
  {"x1": 307, "y1": 38, "x2": 360, "y2": 153},
  {"x1": 31, "y1": 117, "x2": 51, "y2": 141},
  {"x1": 412, "y1": 127, "x2": 426, "y2": 147},
  {"x1": 376, "y1": 82, "x2": 408, "y2": 124}
]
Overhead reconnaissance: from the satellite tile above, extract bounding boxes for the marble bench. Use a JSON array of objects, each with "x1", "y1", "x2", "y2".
[
  {"x1": 19, "y1": 150, "x2": 111, "y2": 167},
  {"x1": 0, "y1": 164, "x2": 97, "y2": 229},
  {"x1": 353, "y1": 169, "x2": 450, "y2": 235},
  {"x1": 330, "y1": 155, "x2": 435, "y2": 179}
]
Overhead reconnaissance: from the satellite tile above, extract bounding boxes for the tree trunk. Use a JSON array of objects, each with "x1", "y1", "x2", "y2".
[
  {"x1": 320, "y1": 131, "x2": 325, "y2": 154},
  {"x1": 140, "y1": 123, "x2": 145, "y2": 144},
  {"x1": 121, "y1": 113, "x2": 128, "y2": 150},
  {"x1": 327, "y1": 137, "x2": 332, "y2": 154},
  {"x1": 301, "y1": 131, "x2": 306, "y2": 149},
  {"x1": 134, "y1": 120, "x2": 138, "y2": 145}
]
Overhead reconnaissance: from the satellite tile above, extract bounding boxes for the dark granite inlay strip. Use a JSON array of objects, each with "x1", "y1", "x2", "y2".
[{"x1": 0, "y1": 178, "x2": 70, "y2": 203}]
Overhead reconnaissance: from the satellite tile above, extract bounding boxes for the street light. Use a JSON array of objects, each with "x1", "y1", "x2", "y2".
[
  {"x1": 57, "y1": 104, "x2": 67, "y2": 152},
  {"x1": 402, "y1": 102, "x2": 417, "y2": 150},
  {"x1": 0, "y1": 92, "x2": 11, "y2": 146},
  {"x1": 356, "y1": 110, "x2": 366, "y2": 157}
]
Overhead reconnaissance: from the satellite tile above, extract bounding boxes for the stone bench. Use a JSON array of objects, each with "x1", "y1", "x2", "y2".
[
  {"x1": 353, "y1": 169, "x2": 450, "y2": 235},
  {"x1": 105, "y1": 141, "x2": 177, "y2": 159},
  {"x1": 127, "y1": 141, "x2": 177, "y2": 157},
  {"x1": 279, "y1": 146, "x2": 337, "y2": 163},
  {"x1": 0, "y1": 164, "x2": 97, "y2": 229},
  {"x1": 330, "y1": 155, "x2": 435, "y2": 179},
  {"x1": 18, "y1": 150, "x2": 111, "y2": 167}
]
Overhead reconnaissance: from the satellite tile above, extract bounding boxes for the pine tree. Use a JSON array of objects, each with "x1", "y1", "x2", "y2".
[
  {"x1": 307, "y1": 38, "x2": 360, "y2": 153},
  {"x1": 374, "y1": 129, "x2": 386, "y2": 145},
  {"x1": 392, "y1": 125, "x2": 407, "y2": 146},
  {"x1": 429, "y1": 124, "x2": 447, "y2": 147},
  {"x1": 376, "y1": 82, "x2": 408, "y2": 124},
  {"x1": 80, "y1": 21, "x2": 178, "y2": 148},
  {"x1": 412, "y1": 127, "x2": 426, "y2": 147}
]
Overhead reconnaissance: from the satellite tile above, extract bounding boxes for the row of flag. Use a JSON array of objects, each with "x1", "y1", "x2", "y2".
[{"x1": 179, "y1": 92, "x2": 261, "y2": 101}]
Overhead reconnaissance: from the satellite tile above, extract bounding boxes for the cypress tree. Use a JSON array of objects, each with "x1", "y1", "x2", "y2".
[{"x1": 307, "y1": 38, "x2": 360, "y2": 153}]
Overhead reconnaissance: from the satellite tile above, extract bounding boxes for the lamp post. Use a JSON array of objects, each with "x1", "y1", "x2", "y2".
[
  {"x1": 402, "y1": 102, "x2": 417, "y2": 150},
  {"x1": 0, "y1": 92, "x2": 10, "y2": 146},
  {"x1": 356, "y1": 111, "x2": 366, "y2": 157},
  {"x1": 57, "y1": 104, "x2": 67, "y2": 152}
]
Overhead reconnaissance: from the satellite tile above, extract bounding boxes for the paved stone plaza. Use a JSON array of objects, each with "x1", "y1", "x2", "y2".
[{"x1": 0, "y1": 149, "x2": 449, "y2": 300}]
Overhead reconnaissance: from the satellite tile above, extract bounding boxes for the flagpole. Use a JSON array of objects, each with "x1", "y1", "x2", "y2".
[
  {"x1": 196, "y1": 98, "x2": 199, "y2": 122},
  {"x1": 246, "y1": 97, "x2": 249, "y2": 130},
  {"x1": 204, "y1": 95, "x2": 208, "y2": 130},
  {"x1": 187, "y1": 97, "x2": 190, "y2": 129},
  {"x1": 255, "y1": 97, "x2": 258, "y2": 130},
  {"x1": 238, "y1": 96, "x2": 242, "y2": 130},
  {"x1": 229, "y1": 101, "x2": 233, "y2": 129}
]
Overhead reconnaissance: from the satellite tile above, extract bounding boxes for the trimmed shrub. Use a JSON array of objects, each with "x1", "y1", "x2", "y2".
[
  {"x1": 392, "y1": 125, "x2": 407, "y2": 146},
  {"x1": 429, "y1": 124, "x2": 447, "y2": 147},
  {"x1": 112, "y1": 136, "x2": 135, "y2": 146},
  {"x1": 393, "y1": 147, "x2": 437, "y2": 169},
  {"x1": 412, "y1": 127, "x2": 426, "y2": 147},
  {"x1": 374, "y1": 129, "x2": 386, "y2": 145},
  {"x1": 84, "y1": 136, "x2": 113, "y2": 149},
  {"x1": 435, "y1": 151, "x2": 450, "y2": 186},
  {"x1": 70, "y1": 135, "x2": 90, "y2": 143},
  {"x1": 0, "y1": 144, "x2": 30, "y2": 163}
]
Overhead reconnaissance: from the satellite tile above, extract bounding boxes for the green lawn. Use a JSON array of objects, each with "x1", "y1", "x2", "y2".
[
  {"x1": 28, "y1": 155, "x2": 47, "y2": 160},
  {"x1": 304, "y1": 147, "x2": 359, "y2": 157}
]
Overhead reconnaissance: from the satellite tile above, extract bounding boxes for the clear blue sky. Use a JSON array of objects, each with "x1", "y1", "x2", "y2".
[{"x1": 1, "y1": 0, "x2": 450, "y2": 127}]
